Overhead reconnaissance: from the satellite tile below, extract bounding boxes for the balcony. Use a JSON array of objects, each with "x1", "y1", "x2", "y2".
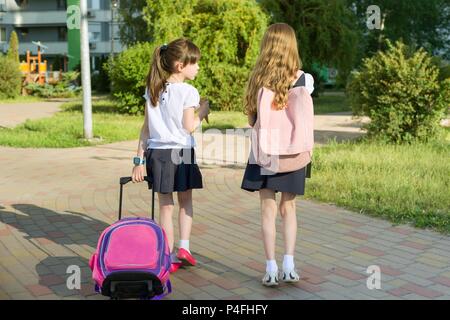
[
  {"x1": 1, "y1": 9, "x2": 116, "y2": 26},
  {"x1": 2, "y1": 11, "x2": 67, "y2": 26},
  {"x1": 18, "y1": 41, "x2": 125, "y2": 56},
  {"x1": 19, "y1": 41, "x2": 68, "y2": 56},
  {"x1": 88, "y1": 41, "x2": 124, "y2": 54}
]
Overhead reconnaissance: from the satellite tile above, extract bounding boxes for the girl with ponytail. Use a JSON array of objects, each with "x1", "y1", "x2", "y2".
[{"x1": 132, "y1": 38, "x2": 210, "y2": 273}]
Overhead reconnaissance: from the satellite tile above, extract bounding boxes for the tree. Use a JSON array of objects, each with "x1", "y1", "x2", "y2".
[
  {"x1": 260, "y1": 0, "x2": 361, "y2": 86},
  {"x1": 110, "y1": 0, "x2": 268, "y2": 112},
  {"x1": 0, "y1": 54, "x2": 22, "y2": 99},
  {"x1": 348, "y1": 0, "x2": 450, "y2": 60},
  {"x1": 117, "y1": 0, "x2": 151, "y2": 46},
  {"x1": 7, "y1": 30, "x2": 19, "y2": 64}
]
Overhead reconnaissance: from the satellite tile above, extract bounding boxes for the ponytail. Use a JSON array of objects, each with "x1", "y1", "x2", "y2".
[{"x1": 146, "y1": 46, "x2": 168, "y2": 107}]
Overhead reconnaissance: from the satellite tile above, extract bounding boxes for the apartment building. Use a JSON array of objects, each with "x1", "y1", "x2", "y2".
[{"x1": 0, "y1": 0, "x2": 124, "y2": 70}]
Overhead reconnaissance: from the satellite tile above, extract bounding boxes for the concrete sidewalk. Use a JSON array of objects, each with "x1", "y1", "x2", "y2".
[
  {"x1": 0, "y1": 101, "x2": 66, "y2": 128},
  {"x1": 1, "y1": 141, "x2": 450, "y2": 300}
]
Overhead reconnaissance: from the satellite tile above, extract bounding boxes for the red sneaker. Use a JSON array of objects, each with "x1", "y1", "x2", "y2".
[
  {"x1": 169, "y1": 262, "x2": 182, "y2": 273},
  {"x1": 177, "y1": 248, "x2": 197, "y2": 266}
]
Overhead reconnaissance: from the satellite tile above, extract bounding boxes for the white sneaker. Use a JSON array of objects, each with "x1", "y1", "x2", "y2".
[
  {"x1": 262, "y1": 271, "x2": 279, "y2": 286},
  {"x1": 282, "y1": 269, "x2": 300, "y2": 283}
]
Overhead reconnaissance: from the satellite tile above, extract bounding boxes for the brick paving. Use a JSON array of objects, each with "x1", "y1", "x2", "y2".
[{"x1": 0, "y1": 139, "x2": 449, "y2": 300}]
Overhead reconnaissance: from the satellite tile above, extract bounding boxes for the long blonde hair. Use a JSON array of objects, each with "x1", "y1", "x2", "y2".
[
  {"x1": 146, "y1": 38, "x2": 200, "y2": 107},
  {"x1": 244, "y1": 23, "x2": 302, "y2": 115}
]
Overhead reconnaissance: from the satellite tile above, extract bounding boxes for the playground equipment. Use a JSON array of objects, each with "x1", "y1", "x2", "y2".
[
  {"x1": 20, "y1": 41, "x2": 64, "y2": 90},
  {"x1": 20, "y1": 41, "x2": 49, "y2": 85}
]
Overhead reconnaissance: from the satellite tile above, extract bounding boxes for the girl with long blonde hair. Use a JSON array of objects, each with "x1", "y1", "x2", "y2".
[{"x1": 241, "y1": 23, "x2": 315, "y2": 286}]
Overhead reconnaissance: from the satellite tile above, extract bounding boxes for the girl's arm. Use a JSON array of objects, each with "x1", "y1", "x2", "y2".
[
  {"x1": 132, "y1": 105, "x2": 149, "y2": 183},
  {"x1": 182, "y1": 99, "x2": 209, "y2": 133},
  {"x1": 136, "y1": 105, "x2": 150, "y2": 157},
  {"x1": 182, "y1": 108, "x2": 201, "y2": 133}
]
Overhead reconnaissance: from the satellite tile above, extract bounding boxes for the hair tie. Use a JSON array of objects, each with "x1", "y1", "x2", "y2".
[{"x1": 160, "y1": 44, "x2": 168, "y2": 51}]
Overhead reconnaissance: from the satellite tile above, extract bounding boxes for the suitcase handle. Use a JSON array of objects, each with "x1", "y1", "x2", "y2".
[{"x1": 119, "y1": 176, "x2": 155, "y2": 221}]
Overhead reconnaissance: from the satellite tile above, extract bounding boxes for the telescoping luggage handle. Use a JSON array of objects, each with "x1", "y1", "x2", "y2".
[{"x1": 119, "y1": 176, "x2": 155, "y2": 221}]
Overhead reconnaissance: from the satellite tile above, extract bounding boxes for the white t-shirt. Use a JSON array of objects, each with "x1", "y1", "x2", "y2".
[
  {"x1": 144, "y1": 82, "x2": 200, "y2": 149},
  {"x1": 302, "y1": 73, "x2": 315, "y2": 95}
]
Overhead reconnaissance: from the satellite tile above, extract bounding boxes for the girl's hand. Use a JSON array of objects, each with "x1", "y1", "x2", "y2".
[
  {"x1": 198, "y1": 98, "x2": 210, "y2": 123},
  {"x1": 131, "y1": 165, "x2": 145, "y2": 183}
]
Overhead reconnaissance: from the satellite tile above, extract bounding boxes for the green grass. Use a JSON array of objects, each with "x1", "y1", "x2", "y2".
[
  {"x1": 306, "y1": 133, "x2": 450, "y2": 234},
  {"x1": 313, "y1": 93, "x2": 351, "y2": 114},
  {"x1": 0, "y1": 95, "x2": 46, "y2": 104},
  {"x1": 202, "y1": 111, "x2": 248, "y2": 131},
  {"x1": 0, "y1": 99, "x2": 143, "y2": 148}
]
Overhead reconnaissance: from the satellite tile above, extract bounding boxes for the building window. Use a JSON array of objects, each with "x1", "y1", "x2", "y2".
[
  {"x1": 58, "y1": 27, "x2": 67, "y2": 41},
  {"x1": 88, "y1": 0, "x2": 100, "y2": 10},
  {"x1": 0, "y1": 0, "x2": 6, "y2": 12},
  {"x1": 101, "y1": 22, "x2": 109, "y2": 41},
  {"x1": 57, "y1": 0, "x2": 67, "y2": 10},
  {"x1": 18, "y1": 0, "x2": 28, "y2": 8},
  {"x1": 89, "y1": 31, "x2": 100, "y2": 42},
  {"x1": 0, "y1": 28, "x2": 6, "y2": 42}
]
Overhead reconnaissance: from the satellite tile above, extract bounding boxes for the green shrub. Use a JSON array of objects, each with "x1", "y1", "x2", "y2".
[
  {"x1": 108, "y1": 0, "x2": 268, "y2": 114},
  {"x1": 347, "y1": 40, "x2": 450, "y2": 143},
  {"x1": 0, "y1": 54, "x2": 22, "y2": 99},
  {"x1": 25, "y1": 72, "x2": 81, "y2": 98},
  {"x1": 106, "y1": 42, "x2": 154, "y2": 114}
]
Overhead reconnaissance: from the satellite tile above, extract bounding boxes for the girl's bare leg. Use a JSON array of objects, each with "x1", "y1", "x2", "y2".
[
  {"x1": 279, "y1": 192, "x2": 297, "y2": 256},
  {"x1": 177, "y1": 190, "x2": 193, "y2": 243},
  {"x1": 158, "y1": 192, "x2": 175, "y2": 251},
  {"x1": 259, "y1": 188, "x2": 277, "y2": 260}
]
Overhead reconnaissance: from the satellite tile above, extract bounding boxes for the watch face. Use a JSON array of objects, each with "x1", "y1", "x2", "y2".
[{"x1": 133, "y1": 157, "x2": 141, "y2": 165}]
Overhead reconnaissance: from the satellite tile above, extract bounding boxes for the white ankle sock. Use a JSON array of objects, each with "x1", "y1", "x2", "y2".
[
  {"x1": 282, "y1": 255, "x2": 295, "y2": 271},
  {"x1": 179, "y1": 240, "x2": 190, "y2": 252},
  {"x1": 266, "y1": 260, "x2": 278, "y2": 273}
]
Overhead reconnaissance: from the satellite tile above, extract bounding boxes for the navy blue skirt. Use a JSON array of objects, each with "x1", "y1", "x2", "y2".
[
  {"x1": 241, "y1": 162, "x2": 311, "y2": 195},
  {"x1": 145, "y1": 148, "x2": 203, "y2": 194}
]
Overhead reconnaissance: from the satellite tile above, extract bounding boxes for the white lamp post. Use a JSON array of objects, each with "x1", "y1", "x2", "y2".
[{"x1": 80, "y1": 0, "x2": 93, "y2": 139}]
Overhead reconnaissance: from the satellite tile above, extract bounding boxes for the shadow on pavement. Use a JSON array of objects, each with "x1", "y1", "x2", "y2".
[{"x1": 0, "y1": 204, "x2": 109, "y2": 299}]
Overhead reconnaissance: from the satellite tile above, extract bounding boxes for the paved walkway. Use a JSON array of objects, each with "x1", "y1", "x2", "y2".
[
  {"x1": 0, "y1": 100, "x2": 66, "y2": 128},
  {"x1": 1, "y1": 140, "x2": 450, "y2": 300}
]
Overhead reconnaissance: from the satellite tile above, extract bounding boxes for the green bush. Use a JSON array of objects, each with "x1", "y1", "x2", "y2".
[
  {"x1": 108, "y1": 0, "x2": 268, "y2": 114},
  {"x1": 0, "y1": 54, "x2": 22, "y2": 99},
  {"x1": 347, "y1": 41, "x2": 450, "y2": 144},
  {"x1": 106, "y1": 42, "x2": 154, "y2": 114},
  {"x1": 25, "y1": 72, "x2": 81, "y2": 98}
]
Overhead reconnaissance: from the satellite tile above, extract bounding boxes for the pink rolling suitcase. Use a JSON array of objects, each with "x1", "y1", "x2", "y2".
[{"x1": 89, "y1": 176, "x2": 172, "y2": 299}]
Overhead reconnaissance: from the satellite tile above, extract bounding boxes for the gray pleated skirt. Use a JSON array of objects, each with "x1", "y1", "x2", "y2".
[{"x1": 145, "y1": 148, "x2": 203, "y2": 194}]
